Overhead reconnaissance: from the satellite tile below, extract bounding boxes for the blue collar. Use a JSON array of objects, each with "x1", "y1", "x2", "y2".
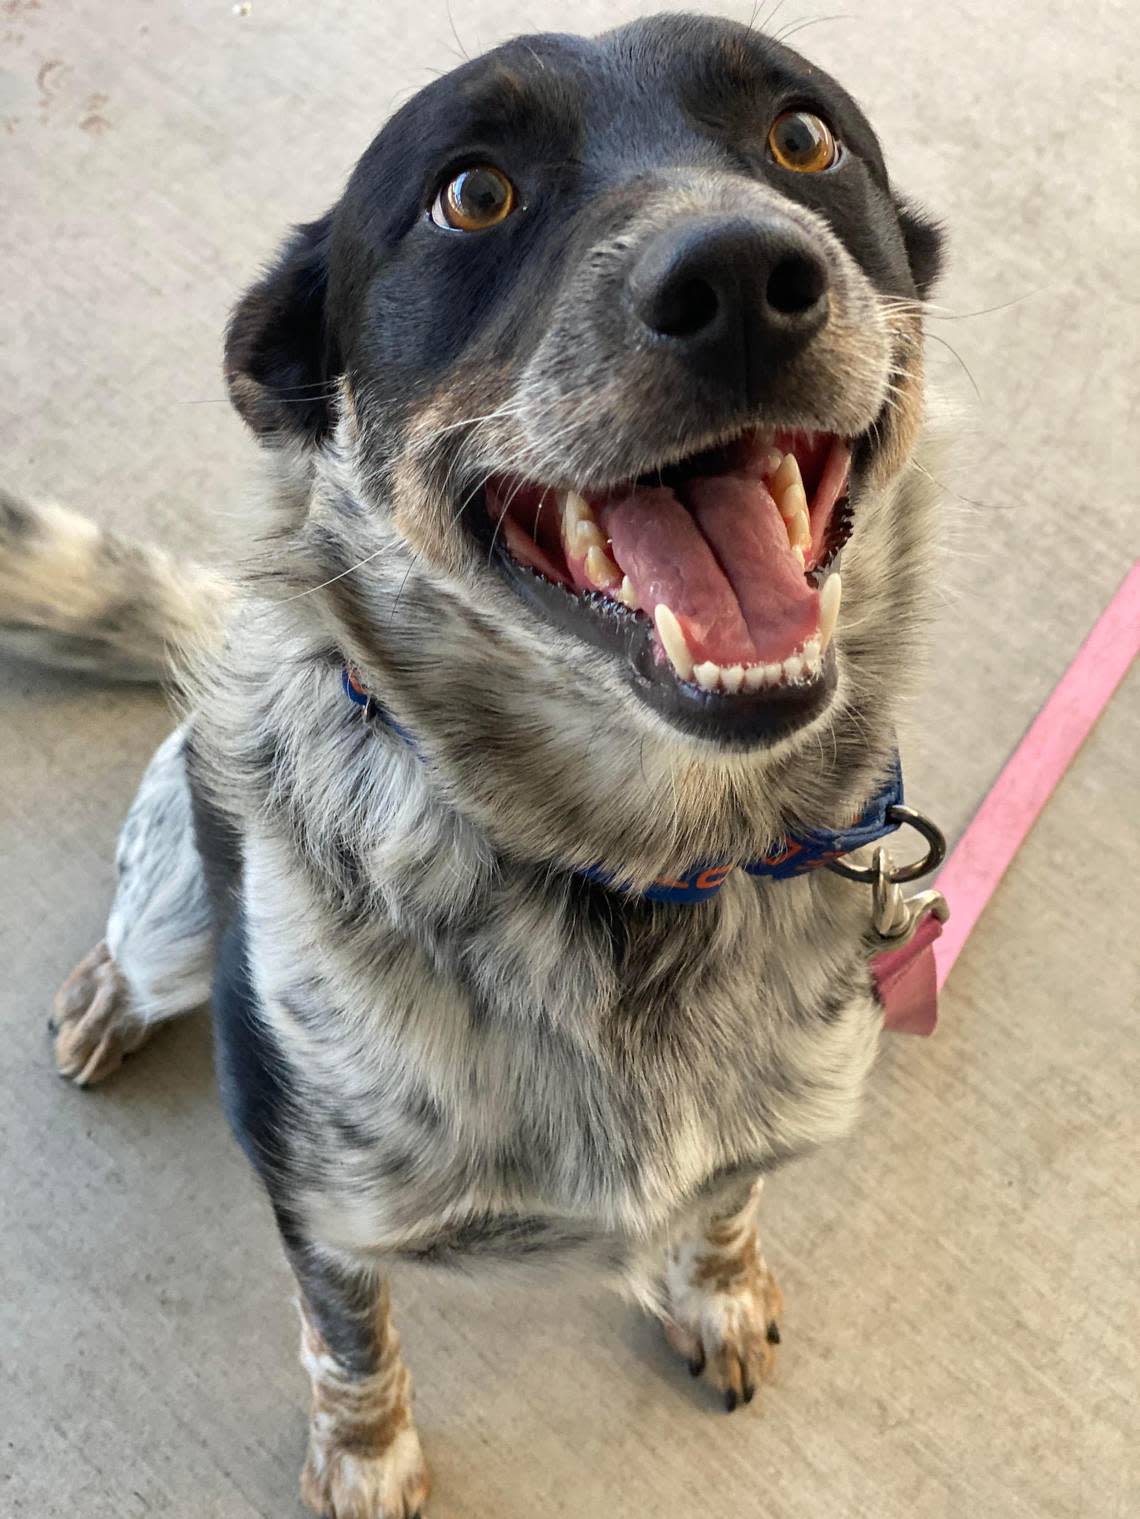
[{"x1": 342, "y1": 664, "x2": 904, "y2": 903}]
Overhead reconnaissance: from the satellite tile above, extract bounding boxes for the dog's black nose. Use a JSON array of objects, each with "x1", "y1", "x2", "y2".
[{"x1": 630, "y1": 215, "x2": 829, "y2": 397}]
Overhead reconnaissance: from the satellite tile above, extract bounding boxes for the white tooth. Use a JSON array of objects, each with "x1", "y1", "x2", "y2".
[
  {"x1": 791, "y1": 545, "x2": 806, "y2": 571},
  {"x1": 783, "y1": 654, "x2": 806, "y2": 683},
  {"x1": 654, "y1": 604, "x2": 694, "y2": 682},
  {"x1": 772, "y1": 453, "x2": 810, "y2": 532},
  {"x1": 802, "y1": 638, "x2": 821, "y2": 664},
  {"x1": 818, "y1": 573, "x2": 842, "y2": 654},
  {"x1": 563, "y1": 490, "x2": 606, "y2": 555},
  {"x1": 759, "y1": 448, "x2": 784, "y2": 478},
  {"x1": 585, "y1": 544, "x2": 620, "y2": 589},
  {"x1": 562, "y1": 489, "x2": 590, "y2": 531},
  {"x1": 770, "y1": 452, "x2": 800, "y2": 499},
  {"x1": 789, "y1": 508, "x2": 811, "y2": 551},
  {"x1": 575, "y1": 520, "x2": 606, "y2": 552},
  {"x1": 747, "y1": 661, "x2": 782, "y2": 688},
  {"x1": 694, "y1": 661, "x2": 720, "y2": 691},
  {"x1": 780, "y1": 481, "x2": 809, "y2": 526},
  {"x1": 616, "y1": 575, "x2": 638, "y2": 609},
  {"x1": 721, "y1": 663, "x2": 744, "y2": 693}
]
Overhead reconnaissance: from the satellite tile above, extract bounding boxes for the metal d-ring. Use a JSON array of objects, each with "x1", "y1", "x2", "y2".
[{"x1": 828, "y1": 805, "x2": 947, "y2": 885}]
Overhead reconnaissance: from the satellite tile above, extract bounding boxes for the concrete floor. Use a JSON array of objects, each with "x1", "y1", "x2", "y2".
[{"x1": 1, "y1": 2, "x2": 1137, "y2": 1516}]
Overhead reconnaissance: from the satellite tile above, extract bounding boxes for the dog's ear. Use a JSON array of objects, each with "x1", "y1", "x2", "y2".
[
  {"x1": 894, "y1": 197, "x2": 945, "y2": 299},
  {"x1": 224, "y1": 212, "x2": 338, "y2": 444}
]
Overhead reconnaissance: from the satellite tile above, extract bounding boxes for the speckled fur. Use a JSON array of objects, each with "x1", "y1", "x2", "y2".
[
  {"x1": 14, "y1": 17, "x2": 947, "y2": 1514},
  {"x1": 0, "y1": 488, "x2": 229, "y2": 680},
  {"x1": 298, "y1": 1287, "x2": 429, "y2": 1519},
  {"x1": 662, "y1": 1178, "x2": 785, "y2": 1408}
]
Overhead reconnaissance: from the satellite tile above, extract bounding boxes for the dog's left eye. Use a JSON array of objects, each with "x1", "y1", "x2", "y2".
[
  {"x1": 430, "y1": 165, "x2": 517, "y2": 231},
  {"x1": 767, "y1": 111, "x2": 839, "y2": 174}
]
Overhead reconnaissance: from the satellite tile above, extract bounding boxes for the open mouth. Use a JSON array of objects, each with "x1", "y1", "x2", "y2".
[{"x1": 480, "y1": 429, "x2": 853, "y2": 745}]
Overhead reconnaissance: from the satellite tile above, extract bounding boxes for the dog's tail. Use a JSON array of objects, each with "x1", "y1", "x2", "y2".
[{"x1": 0, "y1": 487, "x2": 233, "y2": 683}]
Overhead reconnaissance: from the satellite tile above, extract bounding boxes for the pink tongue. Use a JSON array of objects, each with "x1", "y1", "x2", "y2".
[
  {"x1": 600, "y1": 476, "x2": 818, "y2": 666},
  {"x1": 600, "y1": 488, "x2": 754, "y2": 663},
  {"x1": 687, "y1": 475, "x2": 819, "y2": 662}
]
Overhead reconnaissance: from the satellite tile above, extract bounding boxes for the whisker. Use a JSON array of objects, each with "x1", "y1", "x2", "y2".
[
  {"x1": 756, "y1": 0, "x2": 791, "y2": 34},
  {"x1": 278, "y1": 545, "x2": 389, "y2": 604},
  {"x1": 774, "y1": 13, "x2": 852, "y2": 44},
  {"x1": 444, "y1": 0, "x2": 470, "y2": 62},
  {"x1": 180, "y1": 392, "x2": 341, "y2": 407},
  {"x1": 911, "y1": 460, "x2": 993, "y2": 512},
  {"x1": 922, "y1": 332, "x2": 983, "y2": 401}
]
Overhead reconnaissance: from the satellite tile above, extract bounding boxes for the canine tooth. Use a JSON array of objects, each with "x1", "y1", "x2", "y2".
[
  {"x1": 818, "y1": 573, "x2": 842, "y2": 654},
  {"x1": 562, "y1": 489, "x2": 591, "y2": 530},
  {"x1": 721, "y1": 664, "x2": 744, "y2": 693},
  {"x1": 802, "y1": 638, "x2": 821, "y2": 663},
  {"x1": 770, "y1": 452, "x2": 799, "y2": 498},
  {"x1": 784, "y1": 654, "x2": 806, "y2": 682},
  {"x1": 585, "y1": 543, "x2": 620, "y2": 589},
  {"x1": 616, "y1": 575, "x2": 638, "y2": 609},
  {"x1": 771, "y1": 453, "x2": 809, "y2": 522},
  {"x1": 694, "y1": 661, "x2": 720, "y2": 692},
  {"x1": 563, "y1": 489, "x2": 605, "y2": 553},
  {"x1": 788, "y1": 509, "x2": 811, "y2": 551},
  {"x1": 782, "y1": 482, "x2": 810, "y2": 524},
  {"x1": 654, "y1": 604, "x2": 694, "y2": 682}
]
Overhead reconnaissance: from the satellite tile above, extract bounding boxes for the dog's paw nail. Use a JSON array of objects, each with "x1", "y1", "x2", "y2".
[
  {"x1": 766, "y1": 1320, "x2": 781, "y2": 1344},
  {"x1": 688, "y1": 1351, "x2": 705, "y2": 1378},
  {"x1": 724, "y1": 1388, "x2": 739, "y2": 1413},
  {"x1": 742, "y1": 1379, "x2": 756, "y2": 1404}
]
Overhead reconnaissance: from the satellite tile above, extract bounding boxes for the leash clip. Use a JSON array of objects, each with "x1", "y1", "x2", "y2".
[
  {"x1": 827, "y1": 804, "x2": 950, "y2": 950},
  {"x1": 866, "y1": 845, "x2": 950, "y2": 948}
]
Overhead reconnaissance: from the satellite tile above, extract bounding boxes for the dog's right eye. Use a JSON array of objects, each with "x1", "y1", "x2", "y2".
[
  {"x1": 767, "y1": 111, "x2": 839, "y2": 174},
  {"x1": 430, "y1": 165, "x2": 517, "y2": 231}
]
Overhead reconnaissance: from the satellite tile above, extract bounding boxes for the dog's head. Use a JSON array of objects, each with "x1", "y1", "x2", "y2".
[{"x1": 225, "y1": 14, "x2": 943, "y2": 881}]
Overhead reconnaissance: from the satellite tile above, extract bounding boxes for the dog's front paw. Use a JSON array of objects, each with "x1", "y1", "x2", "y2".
[
  {"x1": 301, "y1": 1425, "x2": 431, "y2": 1519},
  {"x1": 50, "y1": 940, "x2": 149, "y2": 1086},
  {"x1": 663, "y1": 1232, "x2": 784, "y2": 1412}
]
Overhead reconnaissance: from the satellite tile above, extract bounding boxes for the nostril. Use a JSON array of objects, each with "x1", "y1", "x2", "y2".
[
  {"x1": 766, "y1": 253, "x2": 828, "y2": 317},
  {"x1": 648, "y1": 275, "x2": 720, "y2": 338}
]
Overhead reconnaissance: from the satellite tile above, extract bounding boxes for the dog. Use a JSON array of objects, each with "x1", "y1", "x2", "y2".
[{"x1": 1, "y1": 14, "x2": 945, "y2": 1517}]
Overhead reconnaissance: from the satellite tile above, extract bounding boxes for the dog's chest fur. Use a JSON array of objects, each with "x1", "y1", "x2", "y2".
[{"x1": 204, "y1": 676, "x2": 880, "y2": 1265}]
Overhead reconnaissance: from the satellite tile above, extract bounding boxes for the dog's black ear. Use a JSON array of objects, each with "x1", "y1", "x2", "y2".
[
  {"x1": 894, "y1": 197, "x2": 945, "y2": 298},
  {"x1": 224, "y1": 213, "x2": 338, "y2": 443}
]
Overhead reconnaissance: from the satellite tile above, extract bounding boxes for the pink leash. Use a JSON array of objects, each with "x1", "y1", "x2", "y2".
[{"x1": 877, "y1": 559, "x2": 1140, "y2": 1033}]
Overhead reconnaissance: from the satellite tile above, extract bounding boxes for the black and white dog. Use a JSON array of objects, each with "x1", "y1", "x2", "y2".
[{"x1": 2, "y1": 14, "x2": 944, "y2": 1516}]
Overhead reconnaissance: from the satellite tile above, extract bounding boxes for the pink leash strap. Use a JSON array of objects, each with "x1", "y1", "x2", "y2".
[{"x1": 877, "y1": 559, "x2": 1140, "y2": 1032}]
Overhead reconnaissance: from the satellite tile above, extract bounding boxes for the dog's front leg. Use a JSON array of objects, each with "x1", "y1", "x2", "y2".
[
  {"x1": 662, "y1": 1179, "x2": 784, "y2": 1412},
  {"x1": 289, "y1": 1246, "x2": 430, "y2": 1519}
]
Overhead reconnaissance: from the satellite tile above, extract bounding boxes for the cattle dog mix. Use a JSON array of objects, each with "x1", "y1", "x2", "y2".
[{"x1": 1, "y1": 14, "x2": 945, "y2": 1517}]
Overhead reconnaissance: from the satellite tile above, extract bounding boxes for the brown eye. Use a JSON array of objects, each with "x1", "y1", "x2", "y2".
[
  {"x1": 431, "y1": 164, "x2": 516, "y2": 231},
  {"x1": 767, "y1": 111, "x2": 838, "y2": 174}
]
